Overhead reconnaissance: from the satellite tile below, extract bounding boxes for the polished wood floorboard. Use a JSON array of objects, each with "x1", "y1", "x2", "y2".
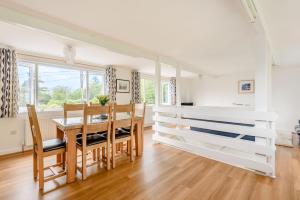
[{"x1": 0, "y1": 130, "x2": 300, "y2": 200}]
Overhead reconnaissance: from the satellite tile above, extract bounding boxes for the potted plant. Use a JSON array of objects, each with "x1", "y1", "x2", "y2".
[{"x1": 96, "y1": 95, "x2": 109, "y2": 119}]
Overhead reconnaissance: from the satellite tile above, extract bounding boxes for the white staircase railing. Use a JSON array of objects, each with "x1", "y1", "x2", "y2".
[{"x1": 153, "y1": 106, "x2": 278, "y2": 177}]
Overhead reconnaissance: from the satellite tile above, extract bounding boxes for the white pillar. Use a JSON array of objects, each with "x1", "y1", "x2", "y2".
[
  {"x1": 155, "y1": 58, "x2": 161, "y2": 107},
  {"x1": 153, "y1": 58, "x2": 161, "y2": 142},
  {"x1": 255, "y1": 36, "x2": 272, "y2": 112},
  {"x1": 176, "y1": 65, "x2": 181, "y2": 107}
]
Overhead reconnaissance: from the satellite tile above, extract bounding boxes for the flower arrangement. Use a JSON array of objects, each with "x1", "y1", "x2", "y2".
[{"x1": 96, "y1": 95, "x2": 109, "y2": 106}]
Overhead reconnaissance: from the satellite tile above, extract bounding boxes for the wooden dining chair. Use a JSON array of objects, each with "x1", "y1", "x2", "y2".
[
  {"x1": 135, "y1": 103, "x2": 146, "y2": 151},
  {"x1": 26, "y1": 104, "x2": 66, "y2": 190},
  {"x1": 76, "y1": 104, "x2": 112, "y2": 180},
  {"x1": 119, "y1": 103, "x2": 146, "y2": 152},
  {"x1": 63, "y1": 103, "x2": 84, "y2": 119},
  {"x1": 111, "y1": 103, "x2": 135, "y2": 168}
]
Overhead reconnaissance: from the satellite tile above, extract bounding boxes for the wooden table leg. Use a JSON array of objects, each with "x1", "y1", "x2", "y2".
[
  {"x1": 135, "y1": 121, "x2": 143, "y2": 156},
  {"x1": 66, "y1": 130, "x2": 77, "y2": 183},
  {"x1": 56, "y1": 126, "x2": 64, "y2": 164}
]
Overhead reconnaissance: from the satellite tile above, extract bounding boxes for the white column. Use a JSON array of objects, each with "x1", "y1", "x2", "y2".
[
  {"x1": 176, "y1": 65, "x2": 181, "y2": 107},
  {"x1": 153, "y1": 58, "x2": 161, "y2": 142},
  {"x1": 255, "y1": 36, "x2": 272, "y2": 112},
  {"x1": 155, "y1": 58, "x2": 161, "y2": 107}
]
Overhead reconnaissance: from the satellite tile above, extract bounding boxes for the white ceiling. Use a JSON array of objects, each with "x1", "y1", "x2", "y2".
[
  {"x1": 0, "y1": 21, "x2": 196, "y2": 77},
  {"x1": 1, "y1": 0, "x2": 297, "y2": 75},
  {"x1": 260, "y1": 0, "x2": 300, "y2": 67},
  {"x1": 0, "y1": 0, "x2": 260, "y2": 75}
]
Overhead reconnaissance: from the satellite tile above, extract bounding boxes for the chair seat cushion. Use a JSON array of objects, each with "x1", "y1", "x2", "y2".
[
  {"x1": 76, "y1": 131, "x2": 106, "y2": 139},
  {"x1": 77, "y1": 133, "x2": 107, "y2": 146},
  {"x1": 119, "y1": 127, "x2": 131, "y2": 132},
  {"x1": 115, "y1": 129, "x2": 131, "y2": 139},
  {"x1": 43, "y1": 139, "x2": 65, "y2": 152},
  {"x1": 100, "y1": 129, "x2": 131, "y2": 140}
]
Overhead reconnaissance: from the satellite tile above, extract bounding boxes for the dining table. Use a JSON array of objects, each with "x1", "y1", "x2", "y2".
[{"x1": 52, "y1": 115, "x2": 143, "y2": 183}]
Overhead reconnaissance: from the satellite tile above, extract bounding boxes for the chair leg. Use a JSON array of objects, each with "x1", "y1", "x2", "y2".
[
  {"x1": 127, "y1": 141, "x2": 130, "y2": 154},
  {"x1": 102, "y1": 147, "x2": 106, "y2": 160},
  {"x1": 62, "y1": 153, "x2": 66, "y2": 170},
  {"x1": 130, "y1": 139, "x2": 134, "y2": 162},
  {"x1": 106, "y1": 144, "x2": 110, "y2": 170},
  {"x1": 33, "y1": 151, "x2": 38, "y2": 180},
  {"x1": 93, "y1": 149, "x2": 97, "y2": 161},
  {"x1": 38, "y1": 156, "x2": 44, "y2": 190},
  {"x1": 82, "y1": 149, "x2": 87, "y2": 180},
  {"x1": 112, "y1": 142, "x2": 116, "y2": 169},
  {"x1": 97, "y1": 148, "x2": 101, "y2": 165}
]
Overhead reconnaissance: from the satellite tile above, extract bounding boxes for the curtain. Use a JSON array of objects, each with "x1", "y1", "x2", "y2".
[
  {"x1": 0, "y1": 48, "x2": 18, "y2": 118},
  {"x1": 104, "y1": 65, "x2": 116, "y2": 102},
  {"x1": 170, "y1": 77, "x2": 176, "y2": 105},
  {"x1": 131, "y1": 71, "x2": 141, "y2": 103}
]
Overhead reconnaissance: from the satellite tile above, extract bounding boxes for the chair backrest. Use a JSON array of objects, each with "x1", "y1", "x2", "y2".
[
  {"x1": 26, "y1": 104, "x2": 43, "y2": 152},
  {"x1": 112, "y1": 103, "x2": 135, "y2": 130},
  {"x1": 82, "y1": 104, "x2": 112, "y2": 145},
  {"x1": 135, "y1": 103, "x2": 146, "y2": 121},
  {"x1": 63, "y1": 103, "x2": 84, "y2": 119}
]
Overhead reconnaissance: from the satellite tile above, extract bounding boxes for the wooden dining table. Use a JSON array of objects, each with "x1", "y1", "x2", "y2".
[{"x1": 52, "y1": 115, "x2": 143, "y2": 183}]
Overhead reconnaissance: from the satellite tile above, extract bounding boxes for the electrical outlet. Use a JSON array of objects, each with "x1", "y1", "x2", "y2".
[{"x1": 9, "y1": 130, "x2": 17, "y2": 135}]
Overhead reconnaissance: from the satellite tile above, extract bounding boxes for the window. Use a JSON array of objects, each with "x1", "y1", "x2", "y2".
[
  {"x1": 88, "y1": 72, "x2": 105, "y2": 103},
  {"x1": 17, "y1": 61, "x2": 105, "y2": 112},
  {"x1": 18, "y1": 62, "x2": 34, "y2": 112},
  {"x1": 140, "y1": 78, "x2": 172, "y2": 105},
  {"x1": 38, "y1": 65, "x2": 83, "y2": 111},
  {"x1": 161, "y1": 81, "x2": 170, "y2": 105},
  {"x1": 140, "y1": 78, "x2": 155, "y2": 104}
]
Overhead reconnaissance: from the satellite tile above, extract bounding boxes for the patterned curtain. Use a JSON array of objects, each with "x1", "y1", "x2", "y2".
[
  {"x1": 0, "y1": 48, "x2": 18, "y2": 118},
  {"x1": 131, "y1": 71, "x2": 141, "y2": 103},
  {"x1": 170, "y1": 77, "x2": 176, "y2": 105},
  {"x1": 104, "y1": 65, "x2": 116, "y2": 102}
]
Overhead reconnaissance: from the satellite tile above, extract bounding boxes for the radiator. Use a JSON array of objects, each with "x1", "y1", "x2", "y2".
[{"x1": 25, "y1": 118, "x2": 57, "y2": 146}]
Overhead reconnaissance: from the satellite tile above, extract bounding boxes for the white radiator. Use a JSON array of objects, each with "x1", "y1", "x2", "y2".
[{"x1": 25, "y1": 118, "x2": 57, "y2": 146}]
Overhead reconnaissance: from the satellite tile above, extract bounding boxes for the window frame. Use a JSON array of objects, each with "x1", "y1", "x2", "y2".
[
  {"x1": 17, "y1": 60, "x2": 105, "y2": 113},
  {"x1": 140, "y1": 74, "x2": 172, "y2": 106},
  {"x1": 161, "y1": 80, "x2": 171, "y2": 105},
  {"x1": 140, "y1": 77, "x2": 156, "y2": 105}
]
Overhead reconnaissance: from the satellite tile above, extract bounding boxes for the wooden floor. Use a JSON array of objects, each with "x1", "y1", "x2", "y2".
[{"x1": 0, "y1": 130, "x2": 300, "y2": 200}]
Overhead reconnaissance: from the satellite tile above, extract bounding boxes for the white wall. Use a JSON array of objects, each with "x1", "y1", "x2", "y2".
[
  {"x1": 187, "y1": 72, "x2": 255, "y2": 107},
  {"x1": 272, "y1": 67, "x2": 300, "y2": 133},
  {"x1": 181, "y1": 68, "x2": 300, "y2": 134},
  {"x1": 0, "y1": 118, "x2": 25, "y2": 155},
  {"x1": 115, "y1": 67, "x2": 132, "y2": 104}
]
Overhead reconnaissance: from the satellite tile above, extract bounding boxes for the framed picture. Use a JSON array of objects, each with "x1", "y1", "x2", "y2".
[
  {"x1": 238, "y1": 80, "x2": 255, "y2": 94},
  {"x1": 116, "y1": 79, "x2": 130, "y2": 93}
]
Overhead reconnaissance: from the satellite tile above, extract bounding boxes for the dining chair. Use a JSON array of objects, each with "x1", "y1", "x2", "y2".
[
  {"x1": 111, "y1": 103, "x2": 135, "y2": 168},
  {"x1": 63, "y1": 103, "x2": 84, "y2": 119},
  {"x1": 27, "y1": 104, "x2": 66, "y2": 190},
  {"x1": 119, "y1": 103, "x2": 146, "y2": 151},
  {"x1": 76, "y1": 104, "x2": 112, "y2": 180},
  {"x1": 135, "y1": 103, "x2": 146, "y2": 151}
]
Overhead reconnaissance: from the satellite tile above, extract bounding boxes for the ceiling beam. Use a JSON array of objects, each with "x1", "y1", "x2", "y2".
[{"x1": 0, "y1": 4, "x2": 208, "y2": 75}]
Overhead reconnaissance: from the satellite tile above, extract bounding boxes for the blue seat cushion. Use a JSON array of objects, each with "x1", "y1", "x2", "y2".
[{"x1": 43, "y1": 139, "x2": 65, "y2": 152}]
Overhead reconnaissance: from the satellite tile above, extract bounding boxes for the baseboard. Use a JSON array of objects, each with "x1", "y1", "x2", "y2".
[
  {"x1": 276, "y1": 130, "x2": 293, "y2": 147},
  {"x1": 0, "y1": 146, "x2": 23, "y2": 156}
]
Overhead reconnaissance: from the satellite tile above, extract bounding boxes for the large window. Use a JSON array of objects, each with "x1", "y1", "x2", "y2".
[
  {"x1": 140, "y1": 78, "x2": 171, "y2": 105},
  {"x1": 88, "y1": 72, "x2": 105, "y2": 103},
  {"x1": 17, "y1": 61, "x2": 105, "y2": 112},
  {"x1": 140, "y1": 78, "x2": 155, "y2": 104},
  {"x1": 18, "y1": 62, "x2": 34, "y2": 112}
]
